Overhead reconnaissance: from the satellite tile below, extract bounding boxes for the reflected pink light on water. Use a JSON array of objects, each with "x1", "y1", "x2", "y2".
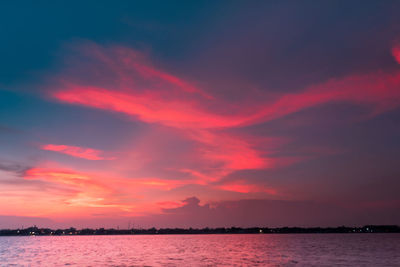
[{"x1": 0, "y1": 234, "x2": 399, "y2": 266}]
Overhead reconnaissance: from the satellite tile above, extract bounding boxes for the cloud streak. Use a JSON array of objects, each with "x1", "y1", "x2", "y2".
[
  {"x1": 41, "y1": 144, "x2": 110, "y2": 160},
  {"x1": 29, "y1": 41, "x2": 400, "y2": 222},
  {"x1": 393, "y1": 44, "x2": 400, "y2": 65},
  {"x1": 51, "y1": 44, "x2": 400, "y2": 130},
  {"x1": 48, "y1": 43, "x2": 400, "y2": 186}
]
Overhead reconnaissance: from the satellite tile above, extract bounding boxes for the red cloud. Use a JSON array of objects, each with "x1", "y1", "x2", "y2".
[
  {"x1": 157, "y1": 201, "x2": 185, "y2": 209},
  {"x1": 131, "y1": 61, "x2": 213, "y2": 99},
  {"x1": 51, "y1": 44, "x2": 400, "y2": 130},
  {"x1": 45, "y1": 42, "x2": 400, "y2": 198},
  {"x1": 41, "y1": 144, "x2": 109, "y2": 160},
  {"x1": 182, "y1": 130, "x2": 270, "y2": 184},
  {"x1": 218, "y1": 182, "x2": 277, "y2": 195},
  {"x1": 246, "y1": 72, "x2": 400, "y2": 125},
  {"x1": 53, "y1": 86, "x2": 247, "y2": 129},
  {"x1": 393, "y1": 44, "x2": 400, "y2": 65},
  {"x1": 129, "y1": 177, "x2": 194, "y2": 191}
]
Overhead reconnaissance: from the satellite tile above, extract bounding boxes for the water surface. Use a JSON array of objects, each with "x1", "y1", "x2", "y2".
[{"x1": 1, "y1": 234, "x2": 399, "y2": 266}]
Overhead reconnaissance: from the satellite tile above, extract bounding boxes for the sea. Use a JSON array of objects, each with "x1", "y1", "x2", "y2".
[{"x1": 0, "y1": 234, "x2": 399, "y2": 266}]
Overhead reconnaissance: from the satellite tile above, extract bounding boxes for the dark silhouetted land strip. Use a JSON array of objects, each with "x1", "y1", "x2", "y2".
[{"x1": 0, "y1": 225, "x2": 399, "y2": 236}]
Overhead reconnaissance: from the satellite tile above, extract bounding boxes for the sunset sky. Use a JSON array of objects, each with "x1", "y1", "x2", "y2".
[{"x1": 1, "y1": 1, "x2": 400, "y2": 228}]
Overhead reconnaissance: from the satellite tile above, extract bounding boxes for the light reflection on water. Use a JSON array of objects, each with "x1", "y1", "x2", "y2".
[{"x1": 0, "y1": 234, "x2": 399, "y2": 266}]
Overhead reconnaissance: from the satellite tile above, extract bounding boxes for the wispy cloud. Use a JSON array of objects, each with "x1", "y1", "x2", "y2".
[
  {"x1": 51, "y1": 43, "x2": 400, "y2": 130},
  {"x1": 21, "y1": 164, "x2": 195, "y2": 216},
  {"x1": 45, "y1": 43, "x2": 400, "y2": 194},
  {"x1": 392, "y1": 44, "x2": 400, "y2": 65},
  {"x1": 33, "y1": 42, "x2": 400, "y2": 220},
  {"x1": 41, "y1": 144, "x2": 111, "y2": 160}
]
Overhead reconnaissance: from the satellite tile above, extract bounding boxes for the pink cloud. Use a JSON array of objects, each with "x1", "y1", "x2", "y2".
[
  {"x1": 21, "y1": 166, "x2": 132, "y2": 215},
  {"x1": 25, "y1": 166, "x2": 189, "y2": 193},
  {"x1": 41, "y1": 144, "x2": 110, "y2": 160},
  {"x1": 179, "y1": 130, "x2": 272, "y2": 185},
  {"x1": 51, "y1": 43, "x2": 400, "y2": 130},
  {"x1": 392, "y1": 44, "x2": 400, "y2": 65},
  {"x1": 22, "y1": 165, "x2": 191, "y2": 215},
  {"x1": 42, "y1": 42, "x2": 400, "y2": 204},
  {"x1": 157, "y1": 201, "x2": 185, "y2": 209},
  {"x1": 53, "y1": 86, "x2": 247, "y2": 129},
  {"x1": 218, "y1": 181, "x2": 277, "y2": 195},
  {"x1": 24, "y1": 167, "x2": 109, "y2": 193},
  {"x1": 246, "y1": 72, "x2": 400, "y2": 125}
]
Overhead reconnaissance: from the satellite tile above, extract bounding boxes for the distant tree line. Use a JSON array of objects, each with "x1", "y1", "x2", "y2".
[{"x1": 0, "y1": 225, "x2": 399, "y2": 236}]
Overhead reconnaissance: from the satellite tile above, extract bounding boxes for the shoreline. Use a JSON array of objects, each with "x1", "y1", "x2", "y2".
[{"x1": 1, "y1": 225, "x2": 399, "y2": 236}]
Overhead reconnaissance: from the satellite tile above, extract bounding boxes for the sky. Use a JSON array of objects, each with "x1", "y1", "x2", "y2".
[{"x1": 1, "y1": 0, "x2": 400, "y2": 229}]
